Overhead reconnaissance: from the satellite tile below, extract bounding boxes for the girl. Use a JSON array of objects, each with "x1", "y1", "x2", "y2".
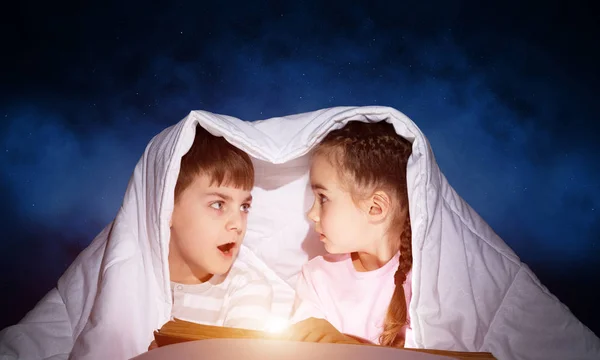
[{"x1": 289, "y1": 120, "x2": 414, "y2": 347}]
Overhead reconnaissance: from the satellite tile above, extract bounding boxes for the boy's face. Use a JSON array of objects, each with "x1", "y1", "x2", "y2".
[{"x1": 169, "y1": 173, "x2": 252, "y2": 282}]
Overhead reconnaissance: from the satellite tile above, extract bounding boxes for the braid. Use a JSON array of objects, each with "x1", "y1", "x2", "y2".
[
  {"x1": 380, "y1": 214, "x2": 412, "y2": 348},
  {"x1": 394, "y1": 217, "x2": 412, "y2": 287},
  {"x1": 317, "y1": 122, "x2": 412, "y2": 194}
]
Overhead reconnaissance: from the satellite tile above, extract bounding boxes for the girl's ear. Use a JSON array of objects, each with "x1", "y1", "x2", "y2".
[{"x1": 366, "y1": 191, "x2": 392, "y2": 223}]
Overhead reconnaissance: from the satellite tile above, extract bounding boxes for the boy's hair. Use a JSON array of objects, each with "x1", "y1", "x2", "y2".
[
  {"x1": 174, "y1": 124, "x2": 254, "y2": 201},
  {"x1": 313, "y1": 121, "x2": 413, "y2": 348}
]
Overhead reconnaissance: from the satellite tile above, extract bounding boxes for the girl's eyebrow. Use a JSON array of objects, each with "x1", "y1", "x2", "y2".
[{"x1": 311, "y1": 183, "x2": 328, "y2": 191}]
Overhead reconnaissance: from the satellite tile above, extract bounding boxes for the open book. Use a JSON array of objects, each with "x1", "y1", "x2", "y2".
[
  {"x1": 153, "y1": 318, "x2": 278, "y2": 346},
  {"x1": 152, "y1": 319, "x2": 496, "y2": 360}
]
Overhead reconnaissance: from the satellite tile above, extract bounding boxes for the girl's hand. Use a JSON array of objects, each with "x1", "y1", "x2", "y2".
[{"x1": 281, "y1": 317, "x2": 362, "y2": 345}]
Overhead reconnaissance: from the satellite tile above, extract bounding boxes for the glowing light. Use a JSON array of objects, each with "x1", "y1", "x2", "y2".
[{"x1": 263, "y1": 317, "x2": 290, "y2": 334}]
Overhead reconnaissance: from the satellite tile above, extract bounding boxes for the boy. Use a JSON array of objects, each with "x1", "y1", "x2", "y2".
[
  {"x1": 0, "y1": 122, "x2": 273, "y2": 359},
  {"x1": 165, "y1": 124, "x2": 272, "y2": 330}
]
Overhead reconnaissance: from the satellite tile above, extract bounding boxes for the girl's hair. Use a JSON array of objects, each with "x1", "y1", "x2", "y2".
[
  {"x1": 175, "y1": 124, "x2": 254, "y2": 201},
  {"x1": 313, "y1": 121, "x2": 413, "y2": 348}
]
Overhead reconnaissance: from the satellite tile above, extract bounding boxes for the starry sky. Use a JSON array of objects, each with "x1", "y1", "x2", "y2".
[{"x1": 1, "y1": 0, "x2": 598, "y2": 335}]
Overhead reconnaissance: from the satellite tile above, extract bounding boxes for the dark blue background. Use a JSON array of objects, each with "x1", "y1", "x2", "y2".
[{"x1": 1, "y1": 0, "x2": 598, "y2": 335}]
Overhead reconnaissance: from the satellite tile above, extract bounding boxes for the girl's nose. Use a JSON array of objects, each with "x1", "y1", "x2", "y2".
[{"x1": 307, "y1": 202, "x2": 320, "y2": 223}]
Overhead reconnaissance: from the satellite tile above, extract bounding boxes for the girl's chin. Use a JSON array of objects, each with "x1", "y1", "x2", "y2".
[{"x1": 323, "y1": 242, "x2": 343, "y2": 254}]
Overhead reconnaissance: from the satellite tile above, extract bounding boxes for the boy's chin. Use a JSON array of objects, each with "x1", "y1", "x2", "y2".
[{"x1": 210, "y1": 258, "x2": 237, "y2": 275}]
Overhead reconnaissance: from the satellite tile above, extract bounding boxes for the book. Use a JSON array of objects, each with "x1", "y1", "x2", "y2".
[
  {"x1": 152, "y1": 319, "x2": 496, "y2": 360},
  {"x1": 153, "y1": 318, "x2": 278, "y2": 346}
]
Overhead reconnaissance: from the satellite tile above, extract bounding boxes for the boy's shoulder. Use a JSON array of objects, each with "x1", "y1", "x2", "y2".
[{"x1": 226, "y1": 257, "x2": 270, "y2": 287}]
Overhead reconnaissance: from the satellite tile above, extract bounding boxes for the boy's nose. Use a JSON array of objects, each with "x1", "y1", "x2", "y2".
[{"x1": 227, "y1": 212, "x2": 243, "y2": 233}]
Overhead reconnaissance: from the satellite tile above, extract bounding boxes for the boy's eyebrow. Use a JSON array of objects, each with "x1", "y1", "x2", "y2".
[
  {"x1": 205, "y1": 192, "x2": 232, "y2": 201},
  {"x1": 205, "y1": 192, "x2": 253, "y2": 203}
]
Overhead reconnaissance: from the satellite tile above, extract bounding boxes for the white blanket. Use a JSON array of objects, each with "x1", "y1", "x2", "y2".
[{"x1": 0, "y1": 106, "x2": 597, "y2": 360}]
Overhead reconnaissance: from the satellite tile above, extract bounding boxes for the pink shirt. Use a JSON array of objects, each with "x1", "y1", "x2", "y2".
[{"x1": 291, "y1": 252, "x2": 414, "y2": 347}]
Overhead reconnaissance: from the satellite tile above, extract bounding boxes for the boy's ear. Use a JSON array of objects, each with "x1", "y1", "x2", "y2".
[{"x1": 366, "y1": 191, "x2": 392, "y2": 223}]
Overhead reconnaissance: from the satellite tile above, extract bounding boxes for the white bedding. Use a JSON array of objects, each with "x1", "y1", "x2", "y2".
[{"x1": 0, "y1": 106, "x2": 597, "y2": 360}]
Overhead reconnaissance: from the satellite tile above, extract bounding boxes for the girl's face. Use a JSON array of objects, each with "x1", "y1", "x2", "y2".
[{"x1": 307, "y1": 154, "x2": 372, "y2": 254}]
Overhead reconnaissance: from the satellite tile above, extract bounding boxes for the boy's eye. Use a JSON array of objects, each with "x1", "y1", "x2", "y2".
[
  {"x1": 240, "y1": 203, "x2": 251, "y2": 213},
  {"x1": 210, "y1": 201, "x2": 224, "y2": 210}
]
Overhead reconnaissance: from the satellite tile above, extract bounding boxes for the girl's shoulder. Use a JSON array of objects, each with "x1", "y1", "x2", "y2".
[{"x1": 302, "y1": 253, "x2": 353, "y2": 277}]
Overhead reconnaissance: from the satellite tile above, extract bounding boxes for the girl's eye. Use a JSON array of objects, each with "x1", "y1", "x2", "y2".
[
  {"x1": 240, "y1": 203, "x2": 251, "y2": 213},
  {"x1": 318, "y1": 194, "x2": 328, "y2": 204},
  {"x1": 210, "y1": 201, "x2": 224, "y2": 210}
]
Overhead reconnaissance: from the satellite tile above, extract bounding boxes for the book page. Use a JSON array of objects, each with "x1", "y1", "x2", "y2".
[{"x1": 133, "y1": 338, "x2": 457, "y2": 360}]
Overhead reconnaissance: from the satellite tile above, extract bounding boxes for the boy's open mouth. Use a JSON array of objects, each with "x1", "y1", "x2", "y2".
[{"x1": 217, "y1": 242, "x2": 236, "y2": 254}]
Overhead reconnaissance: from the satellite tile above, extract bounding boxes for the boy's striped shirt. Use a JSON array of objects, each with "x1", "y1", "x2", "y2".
[{"x1": 170, "y1": 253, "x2": 295, "y2": 331}]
